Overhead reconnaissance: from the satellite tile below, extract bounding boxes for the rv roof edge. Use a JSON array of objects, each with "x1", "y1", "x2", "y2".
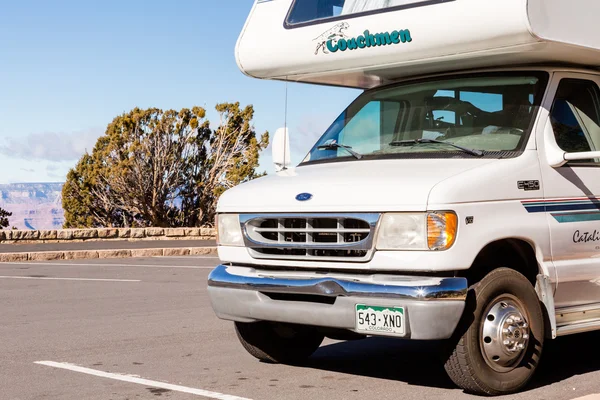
[
  {"x1": 236, "y1": 0, "x2": 600, "y2": 89},
  {"x1": 233, "y1": 0, "x2": 258, "y2": 79}
]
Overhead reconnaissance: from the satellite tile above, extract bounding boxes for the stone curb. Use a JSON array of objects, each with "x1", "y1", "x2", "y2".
[
  {"x1": 0, "y1": 247, "x2": 217, "y2": 262},
  {"x1": 0, "y1": 236, "x2": 216, "y2": 245},
  {"x1": 0, "y1": 227, "x2": 216, "y2": 244}
]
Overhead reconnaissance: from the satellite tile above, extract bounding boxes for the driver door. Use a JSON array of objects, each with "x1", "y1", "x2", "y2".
[{"x1": 540, "y1": 72, "x2": 600, "y2": 309}]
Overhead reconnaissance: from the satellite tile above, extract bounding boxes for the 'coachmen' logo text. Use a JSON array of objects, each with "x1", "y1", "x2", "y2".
[{"x1": 326, "y1": 29, "x2": 412, "y2": 53}]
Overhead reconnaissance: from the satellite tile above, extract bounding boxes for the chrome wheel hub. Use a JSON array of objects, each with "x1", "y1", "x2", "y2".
[{"x1": 481, "y1": 297, "x2": 530, "y2": 370}]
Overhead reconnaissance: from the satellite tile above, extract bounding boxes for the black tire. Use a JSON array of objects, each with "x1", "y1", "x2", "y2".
[
  {"x1": 444, "y1": 268, "x2": 544, "y2": 395},
  {"x1": 234, "y1": 321, "x2": 324, "y2": 364}
]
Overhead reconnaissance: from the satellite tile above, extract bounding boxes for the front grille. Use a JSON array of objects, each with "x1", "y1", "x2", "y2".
[{"x1": 240, "y1": 213, "x2": 380, "y2": 262}]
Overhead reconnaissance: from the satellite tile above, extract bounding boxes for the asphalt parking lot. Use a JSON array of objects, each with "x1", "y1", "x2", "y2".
[{"x1": 2, "y1": 256, "x2": 600, "y2": 400}]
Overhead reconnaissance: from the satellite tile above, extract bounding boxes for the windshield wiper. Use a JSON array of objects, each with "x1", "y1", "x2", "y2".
[
  {"x1": 389, "y1": 139, "x2": 484, "y2": 157},
  {"x1": 317, "y1": 140, "x2": 363, "y2": 160}
]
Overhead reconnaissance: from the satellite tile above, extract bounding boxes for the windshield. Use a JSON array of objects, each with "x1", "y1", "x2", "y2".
[{"x1": 302, "y1": 72, "x2": 548, "y2": 164}]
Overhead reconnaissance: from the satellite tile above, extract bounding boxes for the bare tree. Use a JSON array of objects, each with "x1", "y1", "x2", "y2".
[
  {"x1": 63, "y1": 104, "x2": 268, "y2": 228},
  {"x1": 196, "y1": 102, "x2": 269, "y2": 225}
]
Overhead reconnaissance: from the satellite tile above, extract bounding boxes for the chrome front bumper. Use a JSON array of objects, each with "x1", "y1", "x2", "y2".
[{"x1": 207, "y1": 265, "x2": 468, "y2": 340}]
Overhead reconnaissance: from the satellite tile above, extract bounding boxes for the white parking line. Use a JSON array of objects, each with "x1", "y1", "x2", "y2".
[
  {"x1": 34, "y1": 361, "x2": 251, "y2": 400},
  {"x1": 157, "y1": 256, "x2": 219, "y2": 259},
  {"x1": 0, "y1": 276, "x2": 140, "y2": 282},
  {"x1": 0, "y1": 262, "x2": 215, "y2": 269}
]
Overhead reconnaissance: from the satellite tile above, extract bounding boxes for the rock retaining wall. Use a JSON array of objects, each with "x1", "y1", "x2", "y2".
[
  {"x1": 0, "y1": 227, "x2": 216, "y2": 244},
  {"x1": 0, "y1": 246, "x2": 217, "y2": 262}
]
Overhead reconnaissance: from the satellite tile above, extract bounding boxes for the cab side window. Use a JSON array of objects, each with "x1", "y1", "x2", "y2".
[{"x1": 550, "y1": 79, "x2": 600, "y2": 162}]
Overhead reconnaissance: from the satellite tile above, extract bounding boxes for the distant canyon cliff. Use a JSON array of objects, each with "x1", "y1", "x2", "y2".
[{"x1": 0, "y1": 183, "x2": 64, "y2": 230}]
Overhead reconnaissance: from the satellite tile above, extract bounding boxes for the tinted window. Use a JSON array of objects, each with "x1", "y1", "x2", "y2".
[
  {"x1": 550, "y1": 79, "x2": 600, "y2": 162},
  {"x1": 287, "y1": 0, "x2": 433, "y2": 25},
  {"x1": 303, "y1": 73, "x2": 548, "y2": 164}
]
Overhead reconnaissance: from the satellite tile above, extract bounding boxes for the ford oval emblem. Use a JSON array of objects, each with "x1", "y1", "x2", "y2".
[{"x1": 295, "y1": 193, "x2": 313, "y2": 201}]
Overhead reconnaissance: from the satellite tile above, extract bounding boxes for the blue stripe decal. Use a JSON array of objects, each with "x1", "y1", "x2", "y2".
[
  {"x1": 523, "y1": 198, "x2": 600, "y2": 223},
  {"x1": 544, "y1": 203, "x2": 600, "y2": 212},
  {"x1": 552, "y1": 211, "x2": 600, "y2": 223},
  {"x1": 523, "y1": 205, "x2": 545, "y2": 213},
  {"x1": 526, "y1": 201, "x2": 600, "y2": 207}
]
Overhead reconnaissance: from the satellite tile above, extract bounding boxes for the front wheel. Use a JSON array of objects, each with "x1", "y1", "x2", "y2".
[
  {"x1": 444, "y1": 268, "x2": 544, "y2": 395},
  {"x1": 235, "y1": 321, "x2": 324, "y2": 364}
]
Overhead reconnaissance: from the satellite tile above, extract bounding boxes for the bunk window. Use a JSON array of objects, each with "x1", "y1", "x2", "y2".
[{"x1": 286, "y1": 0, "x2": 439, "y2": 26}]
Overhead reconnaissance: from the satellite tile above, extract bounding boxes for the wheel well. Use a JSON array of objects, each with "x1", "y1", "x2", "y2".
[{"x1": 463, "y1": 239, "x2": 540, "y2": 286}]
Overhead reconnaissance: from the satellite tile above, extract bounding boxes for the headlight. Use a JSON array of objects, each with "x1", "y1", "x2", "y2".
[
  {"x1": 216, "y1": 214, "x2": 244, "y2": 246},
  {"x1": 376, "y1": 213, "x2": 427, "y2": 250},
  {"x1": 376, "y1": 212, "x2": 457, "y2": 251}
]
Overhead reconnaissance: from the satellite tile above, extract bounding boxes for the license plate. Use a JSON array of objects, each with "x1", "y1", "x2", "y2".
[{"x1": 355, "y1": 304, "x2": 405, "y2": 336}]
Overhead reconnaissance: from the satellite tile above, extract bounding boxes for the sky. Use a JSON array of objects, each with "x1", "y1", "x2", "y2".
[{"x1": 0, "y1": 0, "x2": 360, "y2": 184}]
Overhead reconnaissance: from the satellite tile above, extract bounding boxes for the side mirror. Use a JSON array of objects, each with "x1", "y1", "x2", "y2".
[
  {"x1": 564, "y1": 151, "x2": 600, "y2": 163},
  {"x1": 544, "y1": 120, "x2": 568, "y2": 167},
  {"x1": 272, "y1": 127, "x2": 291, "y2": 172},
  {"x1": 545, "y1": 118, "x2": 600, "y2": 167}
]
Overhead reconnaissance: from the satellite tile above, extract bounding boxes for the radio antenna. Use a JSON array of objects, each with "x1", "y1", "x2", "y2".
[{"x1": 283, "y1": 78, "x2": 289, "y2": 170}]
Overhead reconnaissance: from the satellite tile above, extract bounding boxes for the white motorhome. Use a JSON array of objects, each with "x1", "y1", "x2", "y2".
[{"x1": 208, "y1": 0, "x2": 600, "y2": 395}]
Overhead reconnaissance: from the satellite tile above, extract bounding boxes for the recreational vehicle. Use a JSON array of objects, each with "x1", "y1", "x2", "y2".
[{"x1": 208, "y1": 0, "x2": 600, "y2": 395}]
